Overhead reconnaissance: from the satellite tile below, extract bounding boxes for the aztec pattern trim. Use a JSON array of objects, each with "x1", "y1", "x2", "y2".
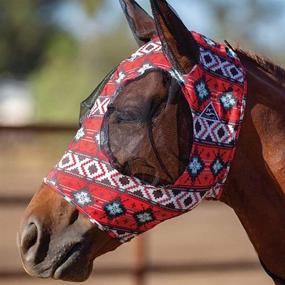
[{"x1": 45, "y1": 32, "x2": 247, "y2": 243}]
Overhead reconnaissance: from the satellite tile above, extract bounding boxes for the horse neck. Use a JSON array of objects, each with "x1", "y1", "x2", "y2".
[
  {"x1": 220, "y1": 53, "x2": 285, "y2": 280},
  {"x1": 240, "y1": 52, "x2": 285, "y2": 189}
]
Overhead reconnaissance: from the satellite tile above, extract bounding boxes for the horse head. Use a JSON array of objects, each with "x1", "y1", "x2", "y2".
[{"x1": 18, "y1": 0, "x2": 201, "y2": 281}]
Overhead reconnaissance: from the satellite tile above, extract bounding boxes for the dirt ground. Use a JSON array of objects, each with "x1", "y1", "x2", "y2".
[{"x1": 0, "y1": 133, "x2": 273, "y2": 285}]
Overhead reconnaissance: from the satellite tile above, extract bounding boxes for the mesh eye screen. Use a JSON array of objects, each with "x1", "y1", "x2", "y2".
[
  {"x1": 79, "y1": 68, "x2": 116, "y2": 127},
  {"x1": 45, "y1": 33, "x2": 247, "y2": 243},
  {"x1": 100, "y1": 69, "x2": 192, "y2": 186}
]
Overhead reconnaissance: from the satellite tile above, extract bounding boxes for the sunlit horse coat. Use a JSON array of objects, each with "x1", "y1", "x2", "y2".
[{"x1": 45, "y1": 32, "x2": 247, "y2": 242}]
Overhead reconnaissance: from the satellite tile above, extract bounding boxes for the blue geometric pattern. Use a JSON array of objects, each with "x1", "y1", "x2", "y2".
[
  {"x1": 73, "y1": 189, "x2": 93, "y2": 206},
  {"x1": 134, "y1": 209, "x2": 154, "y2": 226},
  {"x1": 104, "y1": 199, "x2": 126, "y2": 219},
  {"x1": 210, "y1": 156, "x2": 225, "y2": 177},
  {"x1": 187, "y1": 153, "x2": 205, "y2": 180},
  {"x1": 194, "y1": 77, "x2": 211, "y2": 102},
  {"x1": 219, "y1": 90, "x2": 237, "y2": 111}
]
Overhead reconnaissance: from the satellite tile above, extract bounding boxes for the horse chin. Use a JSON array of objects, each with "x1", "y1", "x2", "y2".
[
  {"x1": 52, "y1": 254, "x2": 93, "y2": 282},
  {"x1": 20, "y1": 240, "x2": 94, "y2": 282}
]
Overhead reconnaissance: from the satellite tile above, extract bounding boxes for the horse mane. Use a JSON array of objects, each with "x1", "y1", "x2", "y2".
[{"x1": 236, "y1": 48, "x2": 285, "y2": 83}]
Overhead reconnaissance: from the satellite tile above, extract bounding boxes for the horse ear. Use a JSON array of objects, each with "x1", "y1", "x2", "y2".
[
  {"x1": 150, "y1": 0, "x2": 200, "y2": 74},
  {"x1": 119, "y1": 0, "x2": 157, "y2": 46}
]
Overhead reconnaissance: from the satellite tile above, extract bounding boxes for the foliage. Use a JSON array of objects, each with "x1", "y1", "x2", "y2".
[
  {"x1": 0, "y1": 0, "x2": 65, "y2": 77},
  {"x1": 0, "y1": 0, "x2": 105, "y2": 78},
  {"x1": 31, "y1": 23, "x2": 135, "y2": 123},
  {"x1": 80, "y1": 0, "x2": 104, "y2": 16}
]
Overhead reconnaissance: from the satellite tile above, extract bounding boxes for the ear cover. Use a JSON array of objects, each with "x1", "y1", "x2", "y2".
[
  {"x1": 150, "y1": 0, "x2": 200, "y2": 74},
  {"x1": 120, "y1": 0, "x2": 157, "y2": 46}
]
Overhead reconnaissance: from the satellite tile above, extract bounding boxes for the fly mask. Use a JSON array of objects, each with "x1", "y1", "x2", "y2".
[{"x1": 45, "y1": 32, "x2": 247, "y2": 243}]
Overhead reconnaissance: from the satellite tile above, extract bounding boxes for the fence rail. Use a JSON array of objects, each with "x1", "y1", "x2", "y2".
[
  {"x1": 0, "y1": 260, "x2": 261, "y2": 279},
  {"x1": 0, "y1": 123, "x2": 77, "y2": 133},
  {"x1": 0, "y1": 195, "x2": 31, "y2": 206}
]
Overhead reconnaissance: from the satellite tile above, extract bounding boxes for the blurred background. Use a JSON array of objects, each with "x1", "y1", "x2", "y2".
[{"x1": 0, "y1": 0, "x2": 284, "y2": 284}]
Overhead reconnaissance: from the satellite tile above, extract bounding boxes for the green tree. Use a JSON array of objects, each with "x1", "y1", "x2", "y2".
[
  {"x1": 0, "y1": 0, "x2": 105, "y2": 78},
  {"x1": 0, "y1": 0, "x2": 65, "y2": 77}
]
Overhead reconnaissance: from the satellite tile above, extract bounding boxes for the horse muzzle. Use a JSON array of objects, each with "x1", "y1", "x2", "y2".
[
  {"x1": 18, "y1": 184, "x2": 120, "y2": 282},
  {"x1": 18, "y1": 215, "x2": 92, "y2": 281}
]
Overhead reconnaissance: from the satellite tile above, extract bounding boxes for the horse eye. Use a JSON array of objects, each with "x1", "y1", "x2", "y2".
[{"x1": 113, "y1": 109, "x2": 141, "y2": 123}]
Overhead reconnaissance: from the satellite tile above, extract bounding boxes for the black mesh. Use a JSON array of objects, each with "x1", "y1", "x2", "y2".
[
  {"x1": 101, "y1": 70, "x2": 193, "y2": 186},
  {"x1": 79, "y1": 69, "x2": 116, "y2": 126}
]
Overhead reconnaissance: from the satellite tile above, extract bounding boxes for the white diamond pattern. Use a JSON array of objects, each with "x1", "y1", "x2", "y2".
[
  {"x1": 57, "y1": 151, "x2": 202, "y2": 211},
  {"x1": 200, "y1": 47, "x2": 245, "y2": 83},
  {"x1": 194, "y1": 115, "x2": 236, "y2": 145}
]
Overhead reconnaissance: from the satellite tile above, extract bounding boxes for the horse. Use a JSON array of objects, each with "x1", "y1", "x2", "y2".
[{"x1": 18, "y1": 0, "x2": 285, "y2": 283}]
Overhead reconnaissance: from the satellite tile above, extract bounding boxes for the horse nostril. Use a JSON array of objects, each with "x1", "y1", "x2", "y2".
[
  {"x1": 69, "y1": 209, "x2": 79, "y2": 225},
  {"x1": 21, "y1": 222, "x2": 39, "y2": 255},
  {"x1": 20, "y1": 219, "x2": 50, "y2": 265}
]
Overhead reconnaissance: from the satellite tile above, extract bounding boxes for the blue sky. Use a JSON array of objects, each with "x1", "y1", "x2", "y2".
[{"x1": 53, "y1": 0, "x2": 285, "y2": 55}]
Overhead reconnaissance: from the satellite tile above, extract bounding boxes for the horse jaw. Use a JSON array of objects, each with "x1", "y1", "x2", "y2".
[{"x1": 18, "y1": 184, "x2": 121, "y2": 282}]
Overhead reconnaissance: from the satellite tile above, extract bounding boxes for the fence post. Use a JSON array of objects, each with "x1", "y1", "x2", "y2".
[{"x1": 135, "y1": 235, "x2": 148, "y2": 285}]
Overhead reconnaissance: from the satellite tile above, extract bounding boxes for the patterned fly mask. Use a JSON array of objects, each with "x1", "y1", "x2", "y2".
[{"x1": 45, "y1": 32, "x2": 247, "y2": 242}]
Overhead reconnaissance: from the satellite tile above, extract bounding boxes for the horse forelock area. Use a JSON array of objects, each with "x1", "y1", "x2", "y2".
[{"x1": 237, "y1": 48, "x2": 285, "y2": 86}]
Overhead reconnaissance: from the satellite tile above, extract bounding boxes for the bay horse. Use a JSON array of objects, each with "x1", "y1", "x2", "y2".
[{"x1": 18, "y1": 0, "x2": 285, "y2": 283}]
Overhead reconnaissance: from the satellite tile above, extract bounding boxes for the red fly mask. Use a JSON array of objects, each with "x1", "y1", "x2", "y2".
[{"x1": 45, "y1": 32, "x2": 247, "y2": 242}]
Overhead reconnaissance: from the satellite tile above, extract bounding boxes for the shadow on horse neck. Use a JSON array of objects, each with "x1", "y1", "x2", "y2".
[{"x1": 222, "y1": 49, "x2": 285, "y2": 284}]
